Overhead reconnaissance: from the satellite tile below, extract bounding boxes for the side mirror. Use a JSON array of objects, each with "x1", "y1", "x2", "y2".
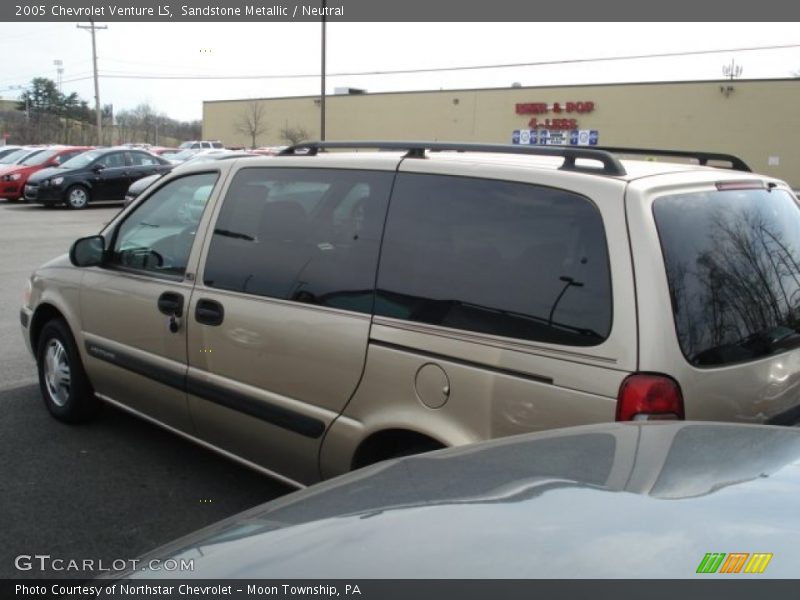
[
  {"x1": 92, "y1": 163, "x2": 105, "y2": 172},
  {"x1": 69, "y1": 235, "x2": 105, "y2": 267}
]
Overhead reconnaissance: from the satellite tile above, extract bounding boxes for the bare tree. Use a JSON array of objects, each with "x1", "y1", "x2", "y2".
[
  {"x1": 280, "y1": 124, "x2": 310, "y2": 145},
  {"x1": 235, "y1": 101, "x2": 269, "y2": 148}
]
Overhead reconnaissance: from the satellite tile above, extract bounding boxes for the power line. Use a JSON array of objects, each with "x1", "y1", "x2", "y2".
[
  {"x1": 0, "y1": 73, "x2": 94, "y2": 90},
  {"x1": 84, "y1": 43, "x2": 800, "y2": 81}
]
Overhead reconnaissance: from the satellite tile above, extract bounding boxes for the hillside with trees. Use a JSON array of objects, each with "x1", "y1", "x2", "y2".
[{"x1": 1, "y1": 77, "x2": 200, "y2": 146}]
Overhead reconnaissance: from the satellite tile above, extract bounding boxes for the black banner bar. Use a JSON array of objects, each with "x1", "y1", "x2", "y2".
[
  {"x1": 1, "y1": 0, "x2": 797, "y2": 22},
  {"x1": 4, "y1": 579, "x2": 798, "y2": 600}
]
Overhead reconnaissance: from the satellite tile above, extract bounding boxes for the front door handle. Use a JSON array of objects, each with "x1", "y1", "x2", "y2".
[
  {"x1": 157, "y1": 291, "x2": 184, "y2": 316},
  {"x1": 195, "y1": 299, "x2": 224, "y2": 326}
]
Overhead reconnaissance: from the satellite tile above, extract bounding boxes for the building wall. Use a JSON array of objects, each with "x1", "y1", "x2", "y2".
[{"x1": 203, "y1": 79, "x2": 800, "y2": 186}]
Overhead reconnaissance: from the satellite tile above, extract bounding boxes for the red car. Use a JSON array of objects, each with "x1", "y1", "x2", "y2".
[
  {"x1": 0, "y1": 146, "x2": 92, "y2": 202},
  {"x1": 147, "y1": 146, "x2": 180, "y2": 157}
]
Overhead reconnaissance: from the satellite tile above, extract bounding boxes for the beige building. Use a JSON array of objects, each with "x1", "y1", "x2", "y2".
[{"x1": 203, "y1": 79, "x2": 800, "y2": 186}]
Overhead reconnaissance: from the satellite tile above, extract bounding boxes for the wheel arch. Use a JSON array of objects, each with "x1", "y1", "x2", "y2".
[
  {"x1": 350, "y1": 428, "x2": 446, "y2": 470},
  {"x1": 29, "y1": 303, "x2": 69, "y2": 353},
  {"x1": 29, "y1": 300, "x2": 83, "y2": 360},
  {"x1": 67, "y1": 178, "x2": 94, "y2": 191}
]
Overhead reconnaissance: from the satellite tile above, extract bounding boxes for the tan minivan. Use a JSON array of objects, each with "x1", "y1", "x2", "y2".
[{"x1": 20, "y1": 142, "x2": 800, "y2": 487}]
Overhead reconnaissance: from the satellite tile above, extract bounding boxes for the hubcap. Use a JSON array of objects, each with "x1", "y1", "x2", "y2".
[
  {"x1": 69, "y1": 188, "x2": 88, "y2": 208},
  {"x1": 43, "y1": 339, "x2": 71, "y2": 407}
]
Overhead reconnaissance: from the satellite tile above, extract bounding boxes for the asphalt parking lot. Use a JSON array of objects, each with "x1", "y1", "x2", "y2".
[{"x1": 0, "y1": 201, "x2": 292, "y2": 579}]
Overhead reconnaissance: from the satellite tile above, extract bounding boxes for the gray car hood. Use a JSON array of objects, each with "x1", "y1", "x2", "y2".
[{"x1": 127, "y1": 422, "x2": 800, "y2": 578}]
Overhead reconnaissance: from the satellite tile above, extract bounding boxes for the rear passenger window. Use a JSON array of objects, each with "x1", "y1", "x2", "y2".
[
  {"x1": 376, "y1": 173, "x2": 612, "y2": 346},
  {"x1": 131, "y1": 153, "x2": 159, "y2": 166},
  {"x1": 203, "y1": 168, "x2": 392, "y2": 314},
  {"x1": 98, "y1": 152, "x2": 125, "y2": 168}
]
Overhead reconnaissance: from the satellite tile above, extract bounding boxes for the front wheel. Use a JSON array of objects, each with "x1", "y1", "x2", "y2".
[
  {"x1": 65, "y1": 185, "x2": 90, "y2": 210},
  {"x1": 36, "y1": 319, "x2": 100, "y2": 423}
]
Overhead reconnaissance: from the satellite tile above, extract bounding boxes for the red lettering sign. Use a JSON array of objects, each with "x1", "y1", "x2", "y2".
[
  {"x1": 518, "y1": 101, "x2": 595, "y2": 115},
  {"x1": 516, "y1": 103, "x2": 549, "y2": 115},
  {"x1": 565, "y1": 102, "x2": 594, "y2": 113}
]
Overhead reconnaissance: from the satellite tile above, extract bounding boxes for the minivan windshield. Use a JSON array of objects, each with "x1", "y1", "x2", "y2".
[{"x1": 654, "y1": 187, "x2": 800, "y2": 367}]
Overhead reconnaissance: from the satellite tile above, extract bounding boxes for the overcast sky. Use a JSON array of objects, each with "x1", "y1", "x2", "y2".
[{"x1": 1, "y1": 22, "x2": 799, "y2": 122}]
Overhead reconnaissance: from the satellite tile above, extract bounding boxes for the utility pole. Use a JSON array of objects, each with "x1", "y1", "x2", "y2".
[
  {"x1": 320, "y1": 0, "x2": 326, "y2": 141},
  {"x1": 77, "y1": 19, "x2": 107, "y2": 145}
]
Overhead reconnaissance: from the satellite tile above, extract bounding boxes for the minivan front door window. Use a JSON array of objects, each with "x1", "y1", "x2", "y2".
[{"x1": 110, "y1": 172, "x2": 218, "y2": 277}]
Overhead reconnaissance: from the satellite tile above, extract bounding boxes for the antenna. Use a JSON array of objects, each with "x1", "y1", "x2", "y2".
[{"x1": 720, "y1": 58, "x2": 743, "y2": 98}]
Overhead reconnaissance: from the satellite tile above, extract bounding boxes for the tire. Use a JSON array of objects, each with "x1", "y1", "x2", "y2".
[
  {"x1": 65, "y1": 184, "x2": 90, "y2": 210},
  {"x1": 36, "y1": 319, "x2": 100, "y2": 423}
]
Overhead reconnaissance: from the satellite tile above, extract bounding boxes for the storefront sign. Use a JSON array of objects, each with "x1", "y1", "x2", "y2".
[
  {"x1": 516, "y1": 101, "x2": 596, "y2": 130},
  {"x1": 512, "y1": 129, "x2": 599, "y2": 146},
  {"x1": 515, "y1": 102, "x2": 595, "y2": 115}
]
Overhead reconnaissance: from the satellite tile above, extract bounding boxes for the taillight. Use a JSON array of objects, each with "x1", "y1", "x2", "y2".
[
  {"x1": 616, "y1": 374, "x2": 684, "y2": 421},
  {"x1": 715, "y1": 180, "x2": 766, "y2": 191}
]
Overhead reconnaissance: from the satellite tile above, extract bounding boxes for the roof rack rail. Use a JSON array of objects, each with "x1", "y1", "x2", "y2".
[
  {"x1": 279, "y1": 141, "x2": 627, "y2": 177},
  {"x1": 592, "y1": 146, "x2": 751, "y2": 172}
]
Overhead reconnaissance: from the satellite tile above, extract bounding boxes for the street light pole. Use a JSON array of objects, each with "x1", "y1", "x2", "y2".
[
  {"x1": 77, "y1": 19, "x2": 107, "y2": 145},
  {"x1": 53, "y1": 59, "x2": 63, "y2": 93}
]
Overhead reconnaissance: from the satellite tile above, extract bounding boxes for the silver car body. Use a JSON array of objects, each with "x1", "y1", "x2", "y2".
[{"x1": 119, "y1": 421, "x2": 800, "y2": 578}]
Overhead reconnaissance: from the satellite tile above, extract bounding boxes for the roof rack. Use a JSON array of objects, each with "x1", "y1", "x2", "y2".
[
  {"x1": 279, "y1": 141, "x2": 627, "y2": 176},
  {"x1": 592, "y1": 146, "x2": 751, "y2": 172}
]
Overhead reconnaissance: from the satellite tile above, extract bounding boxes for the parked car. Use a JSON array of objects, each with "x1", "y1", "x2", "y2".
[
  {"x1": 24, "y1": 147, "x2": 172, "y2": 209},
  {"x1": 252, "y1": 145, "x2": 288, "y2": 156},
  {"x1": 20, "y1": 142, "x2": 800, "y2": 489},
  {"x1": 115, "y1": 421, "x2": 800, "y2": 578},
  {"x1": 166, "y1": 148, "x2": 202, "y2": 165},
  {"x1": 123, "y1": 151, "x2": 254, "y2": 206},
  {"x1": 123, "y1": 173, "x2": 163, "y2": 206},
  {"x1": 178, "y1": 140, "x2": 224, "y2": 150},
  {"x1": 0, "y1": 145, "x2": 24, "y2": 161},
  {"x1": 147, "y1": 146, "x2": 180, "y2": 158},
  {"x1": 0, "y1": 145, "x2": 91, "y2": 202},
  {"x1": 0, "y1": 146, "x2": 48, "y2": 167}
]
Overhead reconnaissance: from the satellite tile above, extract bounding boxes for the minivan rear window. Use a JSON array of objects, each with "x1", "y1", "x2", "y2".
[{"x1": 654, "y1": 187, "x2": 800, "y2": 367}]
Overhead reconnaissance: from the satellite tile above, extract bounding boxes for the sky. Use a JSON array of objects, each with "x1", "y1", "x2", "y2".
[{"x1": 0, "y1": 22, "x2": 799, "y2": 123}]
